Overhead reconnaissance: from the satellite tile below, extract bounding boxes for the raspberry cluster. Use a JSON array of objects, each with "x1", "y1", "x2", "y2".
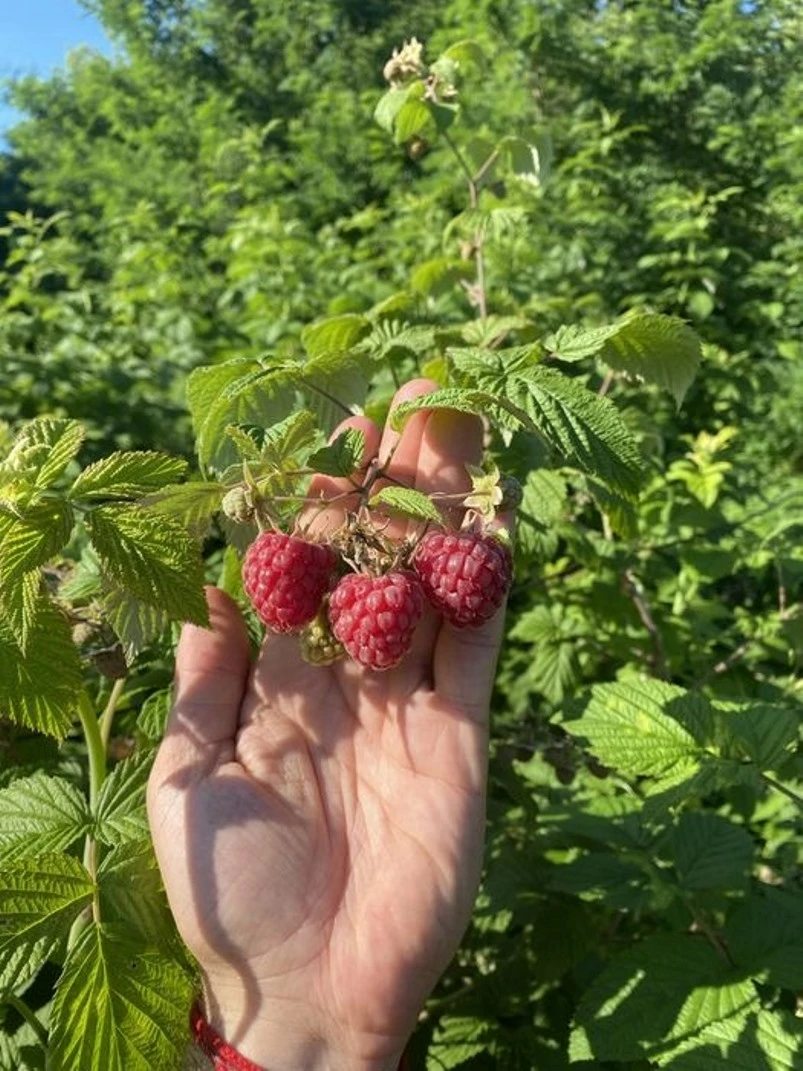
[{"x1": 243, "y1": 524, "x2": 512, "y2": 671}]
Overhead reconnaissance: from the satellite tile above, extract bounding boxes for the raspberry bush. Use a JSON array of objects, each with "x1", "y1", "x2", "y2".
[{"x1": 0, "y1": 10, "x2": 801, "y2": 1071}]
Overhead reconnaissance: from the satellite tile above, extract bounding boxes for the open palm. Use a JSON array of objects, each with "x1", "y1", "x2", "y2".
[{"x1": 148, "y1": 382, "x2": 509, "y2": 1071}]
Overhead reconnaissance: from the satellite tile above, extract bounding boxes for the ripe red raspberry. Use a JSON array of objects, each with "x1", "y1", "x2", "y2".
[
  {"x1": 328, "y1": 571, "x2": 424, "y2": 670},
  {"x1": 414, "y1": 530, "x2": 512, "y2": 628},
  {"x1": 243, "y1": 532, "x2": 337, "y2": 633}
]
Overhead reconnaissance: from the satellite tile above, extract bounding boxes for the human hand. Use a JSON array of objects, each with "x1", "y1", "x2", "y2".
[{"x1": 147, "y1": 380, "x2": 511, "y2": 1070}]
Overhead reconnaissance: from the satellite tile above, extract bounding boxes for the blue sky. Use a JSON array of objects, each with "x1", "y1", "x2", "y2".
[{"x1": 0, "y1": 0, "x2": 112, "y2": 139}]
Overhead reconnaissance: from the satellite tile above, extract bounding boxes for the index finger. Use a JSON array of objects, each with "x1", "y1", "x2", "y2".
[{"x1": 432, "y1": 513, "x2": 515, "y2": 718}]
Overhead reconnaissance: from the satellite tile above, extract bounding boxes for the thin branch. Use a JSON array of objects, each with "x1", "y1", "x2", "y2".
[
  {"x1": 697, "y1": 602, "x2": 800, "y2": 684},
  {"x1": 709, "y1": 639, "x2": 752, "y2": 678},
  {"x1": 473, "y1": 147, "x2": 501, "y2": 187},
  {"x1": 4, "y1": 995, "x2": 48, "y2": 1048},
  {"x1": 442, "y1": 128, "x2": 488, "y2": 320},
  {"x1": 441, "y1": 128, "x2": 475, "y2": 187},
  {"x1": 761, "y1": 773, "x2": 803, "y2": 808},
  {"x1": 776, "y1": 559, "x2": 787, "y2": 615},
  {"x1": 622, "y1": 568, "x2": 669, "y2": 679},
  {"x1": 684, "y1": 900, "x2": 735, "y2": 967},
  {"x1": 598, "y1": 369, "x2": 615, "y2": 396}
]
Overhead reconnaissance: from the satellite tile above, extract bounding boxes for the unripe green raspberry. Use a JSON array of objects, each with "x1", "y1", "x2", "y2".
[
  {"x1": 221, "y1": 486, "x2": 254, "y2": 524},
  {"x1": 300, "y1": 605, "x2": 345, "y2": 666}
]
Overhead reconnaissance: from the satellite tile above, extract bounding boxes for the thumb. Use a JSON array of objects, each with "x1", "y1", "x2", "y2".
[{"x1": 160, "y1": 586, "x2": 251, "y2": 766}]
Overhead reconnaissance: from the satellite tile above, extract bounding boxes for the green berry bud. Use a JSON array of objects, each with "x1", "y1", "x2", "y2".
[
  {"x1": 300, "y1": 606, "x2": 345, "y2": 666},
  {"x1": 221, "y1": 486, "x2": 255, "y2": 524}
]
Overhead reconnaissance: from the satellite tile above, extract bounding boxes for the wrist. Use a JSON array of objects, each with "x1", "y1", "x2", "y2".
[{"x1": 197, "y1": 983, "x2": 408, "y2": 1071}]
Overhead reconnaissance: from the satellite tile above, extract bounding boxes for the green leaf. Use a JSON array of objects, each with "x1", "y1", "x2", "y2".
[
  {"x1": 565, "y1": 679, "x2": 713, "y2": 778},
  {"x1": 655, "y1": 1009, "x2": 802, "y2": 1069},
  {"x1": 369, "y1": 486, "x2": 443, "y2": 523},
  {"x1": 86, "y1": 504, "x2": 207, "y2": 625},
  {"x1": 136, "y1": 689, "x2": 171, "y2": 744},
  {"x1": 545, "y1": 314, "x2": 702, "y2": 407},
  {"x1": 427, "y1": 1016, "x2": 494, "y2": 1070},
  {"x1": 93, "y1": 752, "x2": 154, "y2": 847},
  {"x1": 517, "y1": 469, "x2": 567, "y2": 560},
  {"x1": 0, "y1": 854, "x2": 94, "y2": 998},
  {"x1": 726, "y1": 888, "x2": 803, "y2": 990},
  {"x1": 308, "y1": 428, "x2": 366, "y2": 476},
  {"x1": 500, "y1": 134, "x2": 552, "y2": 185},
  {"x1": 225, "y1": 423, "x2": 264, "y2": 460},
  {"x1": 0, "y1": 774, "x2": 90, "y2": 863},
  {"x1": 0, "y1": 600, "x2": 84, "y2": 738},
  {"x1": 0, "y1": 498, "x2": 73, "y2": 645},
  {"x1": 70, "y1": 452, "x2": 187, "y2": 500},
  {"x1": 217, "y1": 545, "x2": 244, "y2": 604},
  {"x1": 440, "y1": 39, "x2": 486, "y2": 70},
  {"x1": 59, "y1": 546, "x2": 102, "y2": 602},
  {"x1": 300, "y1": 351, "x2": 371, "y2": 429},
  {"x1": 100, "y1": 586, "x2": 169, "y2": 661},
  {"x1": 550, "y1": 852, "x2": 651, "y2": 909},
  {"x1": 0, "y1": 569, "x2": 40, "y2": 652},
  {"x1": 513, "y1": 605, "x2": 579, "y2": 703},
  {"x1": 445, "y1": 206, "x2": 527, "y2": 245},
  {"x1": 410, "y1": 257, "x2": 474, "y2": 296},
  {"x1": 48, "y1": 923, "x2": 194, "y2": 1071},
  {"x1": 460, "y1": 314, "x2": 535, "y2": 347},
  {"x1": 260, "y1": 410, "x2": 320, "y2": 467},
  {"x1": 394, "y1": 99, "x2": 435, "y2": 144},
  {"x1": 301, "y1": 314, "x2": 369, "y2": 357},
  {"x1": 0, "y1": 499, "x2": 74, "y2": 585},
  {"x1": 189, "y1": 356, "x2": 367, "y2": 470},
  {"x1": 570, "y1": 935, "x2": 758, "y2": 1063},
  {"x1": 374, "y1": 87, "x2": 407, "y2": 133},
  {"x1": 97, "y1": 840, "x2": 174, "y2": 944},
  {"x1": 0, "y1": 418, "x2": 85, "y2": 490},
  {"x1": 717, "y1": 702, "x2": 800, "y2": 770},
  {"x1": 140, "y1": 480, "x2": 224, "y2": 535},
  {"x1": 642, "y1": 759, "x2": 759, "y2": 819},
  {"x1": 0, "y1": 1031, "x2": 24, "y2": 1071},
  {"x1": 451, "y1": 347, "x2": 644, "y2": 496},
  {"x1": 544, "y1": 322, "x2": 621, "y2": 362},
  {"x1": 428, "y1": 99, "x2": 459, "y2": 132},
  {"x1": 358, "y1": 321, "x2": 436, "y2": 362},
  {"x1": 389, "y1": 386, "x2": 519, "y2": 431},
  {"x1": 187, "y1": 357, "x2": 295, "y2": 471},
  {"x1": 587, "y1": 477, "x2": 640, "y2": 539},
  {"x1": 601, "y1": 313, "x2": 702, "y2": 407},
  {"x1": 670, "y1": 813, "x2": 754, "y2": 891}
]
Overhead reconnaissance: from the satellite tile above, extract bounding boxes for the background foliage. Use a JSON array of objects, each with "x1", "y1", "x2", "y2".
[{"x1": 0, "y1": 1, "x2": 801, "y2": 1068}]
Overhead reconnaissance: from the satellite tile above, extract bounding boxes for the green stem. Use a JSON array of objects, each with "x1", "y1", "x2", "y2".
[
  {"x1": 5, "y1": 994, "x2": 48, "y2": 1048},
  {"x1": 442, "y1": 128, "x2": 487, "y2": 320},
  {"x1": 761, "y1": 773, "x2": 803, "y2": 808},
  {"x1": 681, "y1": 894, "x2": 735, "y2": 966},
  {"x1": 68, "y1": 683, "x2": 124, "y2": 944},
  {"x1": 99, "y1": 678, "x2": 126, "y2": 754},
  {"x1": 78, "y1": 691, "x2": 106, "y2": 813}
]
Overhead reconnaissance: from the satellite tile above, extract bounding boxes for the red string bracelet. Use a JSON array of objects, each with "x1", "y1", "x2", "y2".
[
  {"x1": 190, "y1": 1002, "x2": 410, "y2": 1070},
  {"x1": 191, "y1": 1002, "x2": 266, "y2": 1071}
]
